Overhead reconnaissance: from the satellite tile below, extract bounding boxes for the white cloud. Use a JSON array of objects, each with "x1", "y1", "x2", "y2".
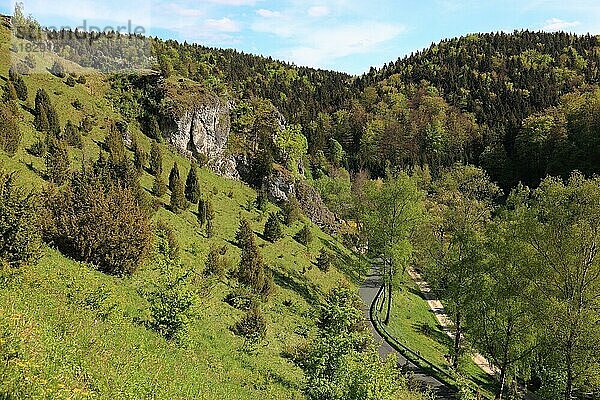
[
  {"x1": 280, "y1": 22, "x2": 405, "y2": 68},
  {"x1": 256, "y1": 9, "x2": 281, "y2": 18},
  {"x1": 307, "y1": 6, "x2": 330, "y2": 17},
  {"x1": 205, "y1": 0, "x2": 258, "y2": 5},
  {"x1": 205, "y1": 17, "x2": 240, "y2": 32},
  {"x1": 541, "y1": 18, "x2": 580, "y2": 32}
]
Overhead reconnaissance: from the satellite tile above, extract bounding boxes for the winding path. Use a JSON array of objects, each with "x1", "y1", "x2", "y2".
[
  {"x1": 359, "y1": 263, "x2": 456, "y2": 399},
  {"x1": 406, "y1": 267, "x2": 495, "y2": 376}
]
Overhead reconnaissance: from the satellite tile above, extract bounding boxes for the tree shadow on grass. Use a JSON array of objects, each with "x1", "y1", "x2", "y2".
[
  {"x1": 412, "y1": 322, "x2": 453, "y2": 348},
  {"x1": 319, "y1": 237, "x2": 366, "y2": 285},
  {"x1": 271, "y1": 266, "x2": 322, "y2": 306}
]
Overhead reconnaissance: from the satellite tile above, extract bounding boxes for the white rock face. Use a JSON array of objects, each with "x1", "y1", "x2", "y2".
[{"x1": 166, "y1": 97, "x2": 239, "y2": 179}]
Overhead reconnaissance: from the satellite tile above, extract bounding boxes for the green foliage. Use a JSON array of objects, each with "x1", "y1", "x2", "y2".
[
  {"x1": 43, "y1": 166, "x2": 152, "y2": 276},
  {"x1": 420, "y1": 164, "x2": 501, "y2": 368},
  {"x1": 152, "y1": 173, "x2": 167, "y2": 197},
  {"x1": 168, "y1": 163, "x2": 180, "y2": 192},
  {"x1": 131, "y1": 134, "x2": 147, "y2": 173},
  {"x1": 65, "y1": 75, "x2": 76, "y2": 87},
  {"x1": 281, "y1": 195, "x2": 301, "y2": 225},
  {"x1": 169, "y1": 167, "x2": 187, "y2": 213},
  {"x1": 236, "y1": 219, "x2": 274, "y2": 300},
  {"x1": 149, "y1": 141, "x2": 163, "y2": 176},
  {"x1": 293, "y1": 285, "x2": 422, "y2": 400},
  {"x1": 2, "y1": 80, "x2": 17, "y2": 101},
  {"x1": 184, "y1": 163, "x2": 202, "y2": 204},
  {"x1": 44, "y1": 137, "x2": 70, "y2": 185},
  {"x1": 204, "y1": 245, "x2": 228, "y2": 279},
  {"x1": 204, "y1": 199, "x2": 215, "y2": 238},
  {"x1": 0, "y1": 170, "x2": 41, "y2": 267},
  {"x1": 295, "y1": 224, "x2": 313, "y2": 247},
  {"x1": 512, "y1": 173, "x2": 600, "y2": 398},
  {"x1": 8, "y1": 67, "x2": 27, "y2": 101},
  {"x1": 63, "y1": 120, "x2": 82, "y2": 148},
  {"x1": 34, "y1": 88, "x2": 60, "y2": 136},
  {"x1": 0, "y1": 102, "x2": 21, "y2": 156},
  {"x1": 263, "y1": 212, "x2": 283, "y2": 242},
  {"x1": 273, "y1": 124, "x2": 307, "y2": 174},
  {"x1": 316, "y1": 248, "x2": 332, "y2": 272},
  {"x1": 329, "y1": 138, "x2": 345, "y2": 167},
  {"x1": 255, "y1": 189, "x2": 268, "y2": 212},
  {"x1": 155, "y1": 221, "x2": 180, "y2": 261},
  {"x1": 232, "y1": 304, "x2": 267, "y2": 344},
  {"x1": 145, "y1": 254, "x2": 194, "y2": 341}
]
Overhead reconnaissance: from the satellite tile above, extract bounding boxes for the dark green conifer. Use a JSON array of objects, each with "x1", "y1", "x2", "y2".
[
  {"x1": 169, "y1": 171, "x2": 187, "y2": 212},
  {"x1": 205, "y1": 199, "x2": 215, "y2": 238},
  {"x1": 168, "y1": 163, "x2": 180, "y2": 192},
  {"x1": 317, "y1": 248, "x2": 332, "y2": 272},
  {"x1": 184, "y1": 163, "x2": 202, "y2": 204},
  {"x1": 264, "y1": 212, "x2": 283, "y2": 242},
  {"x1": 64, "y1": 120, "x2": 82, "y2": 148},
  {"x1": 149, "y1": 141, "x2": 163, "y2": 176},
  {"x1": 45, "y1": 137, "x2": 70, "y2": 185},
  {"x1": 152, "y1": 173, "x2": 167, "y2": 197},
  {"x1": 197, "y1": 198, "x2": 207, "y2": 228}
]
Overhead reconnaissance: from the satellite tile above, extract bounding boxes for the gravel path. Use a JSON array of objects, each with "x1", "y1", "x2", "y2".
[{"x1": 407, "y1": 267, "x2": 496, "y2": 376}]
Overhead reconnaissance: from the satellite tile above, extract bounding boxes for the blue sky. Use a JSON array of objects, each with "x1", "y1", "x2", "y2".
[{"x1": 2, "y1": 0, "x2": 600, "y2": 74}]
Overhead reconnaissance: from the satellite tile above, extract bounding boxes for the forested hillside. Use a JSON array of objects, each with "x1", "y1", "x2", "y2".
[
  {"x1": 358, "y1": 31, "x2": 600, "y2": 186},
  {"x1": 1, "y1": 5, "x2": 600, "y2": 400}
]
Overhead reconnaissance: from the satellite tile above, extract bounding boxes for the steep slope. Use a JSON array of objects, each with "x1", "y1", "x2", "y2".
[{"x1": 0, "y1": 22, "x2": 369, "y2": 399}]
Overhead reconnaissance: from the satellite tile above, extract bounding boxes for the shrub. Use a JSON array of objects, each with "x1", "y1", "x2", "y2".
[
  {"x1": 264, "y1": 212, "x2": 283, "y2": 242},
  {"x1": 168, "y1": 163, "x2": 180, "y2": 192},
  {"x1": 281, "y1": 195, "x2": 301, "y2": 225},
  {"x1": 256, "y1": 189, "x2": 268, "y2": 211},
  {"x1": 50, "y1": 60, "x2": 66, "y2": 78},
  {"x1": 155, "y1": 221, "x2": 180, "y2": 261},
  {"x1": 132, "y1": 135, "x2": 147, "y2": 173},
  {"x1": 169, "y1": 169, "x2": 187, "y2": 213},
  {"x1": 64, "y1": 120, "x2": 82, "y2": 148},
  {"x1": 184, "y1": 163, "x2": 202, "y2": 204},
  {"x1": 34, "y1": 88, "x2": 60, "y2": 136},
  {"x1": 0, "y1": 102, "x2": 21, "y2": 156},
  {"x1": 0, "y1": 170, "x2": 41, "y2": 267},
  {"x1": 145, "y1": 257, "x2": 194, "y2": 341},
  {"x1": 65, "y1": 76, "x2": 76, "y2": 87},
  {"x1": 8, "y1": 67, "x2": 27, "y2": 101},
  {"x1": 76, "y1": 75, "x2": 86, "y2": 84},
  {"x1": 79, "y1": 114, "x2": 94, "y2": 134},
  {"x1": 224, "y1": 287, "x2": 256, "y2": 311},
  {"x1": 317, "y1": 248, "x2": 332, "y2": 272},
  {"x1": 295, "y1": 224, "x2": 313, "y2": 247},
  {"x1": 152, "y1": 174, "x2": 167, "y2": 197},
  {"x1": 44, "y1": 167, "x2": 152, "y2": 276},
  {"x1": 71, "y1": 99, "x2": 83, "y2": 110},
  {"x1": 44, "y1": 138, "x2": 70, "y2": 185},
  {"x1": 205, "y1": 199, "x2": 215, "y2": 238},
  {"x1": 2, "y1": 80, "x2": 17, "y2": 101},
  {"x1": 204, "y1": 245, "x2": 228, "y2": 279},
  {"x1": 149, "y1": 141, "x2": 163, "y2": 176},
  {"x1": 29, "y1": 134, "x2": 47, "y2": 157},
  {"x1": 237, "y1": 220, "x2": 275, "y2": 300},
  {"x1": 232, "y1": 304, "x2": 267, "y2": 343}
]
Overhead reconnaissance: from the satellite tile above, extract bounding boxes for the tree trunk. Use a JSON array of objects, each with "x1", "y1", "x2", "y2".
[
  {"x1": 565, "y1": 347, "x2": 573, "y2": 400},
  {"x1": 453, "y1": 311, "x2": 462, "y2": 370},
  {"x1": 496, "y1": 367, "x2": 507, "y2": 400}
]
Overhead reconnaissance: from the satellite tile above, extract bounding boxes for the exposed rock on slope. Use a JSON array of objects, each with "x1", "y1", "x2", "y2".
[
  {"x1": 160, "y1": 80, "x2": 238, "y2": 179},
  {"x1": 264, "y1": 167, "x2": 339, "y2": 231}
]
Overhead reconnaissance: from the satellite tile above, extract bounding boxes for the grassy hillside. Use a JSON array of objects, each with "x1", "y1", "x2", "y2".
[{"x1": 0, "y1": 23, "x2": 369, "y2": 399}]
